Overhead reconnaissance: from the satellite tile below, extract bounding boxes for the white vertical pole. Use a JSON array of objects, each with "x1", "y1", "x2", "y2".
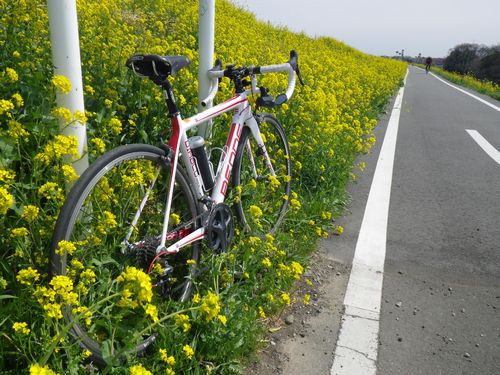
[
  {"x1": 197, "y1": 0, "x2": 215, "y2": 139},
  {"x1": 47, "y1": 0, "x2": 89, "y2": 176}
]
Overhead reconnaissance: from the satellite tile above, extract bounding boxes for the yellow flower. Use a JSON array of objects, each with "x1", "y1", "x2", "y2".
[
  {"x1": 109, "y1": 117, "x2": 122, "y2": 134},
  {"x1": 38, "y1": 182, "x2": 64, "y2": 202},
  {"x1": 280, "y1": 292, "x2": 291, "y2": 305},
  {"x1": 22, "y1": 205, "x2": 40, "y2": 223},
  {"x1": 268, "y1": 175, "x2": 281, "y2": 190},
  {"x1": 170, "y1": 212, "x2": 181, "y2": 225},
  {"x1": 7, "y1": 120, "x2": 29, "y2": 140},
  {"x1": 35, "y1": 135, "x2": 79, "y2": 164},
  {"x1": 261, "y1": 257, "x2": 272, "y2": 268},
  {"x1": 182, "y1": 344, "x2": 194, "y2": 360},
  {"x1": 5, "y1": 67, "x2": 18, "y2": 82},
  {"x1": 52, "y1": 75, "x2": 72, "y2": 94},
  {"x1": 29, "y1": 363, "x2": 58, "y2": 375},
  {"x1": 117, "y1": 266, "x2": 153, "y2": 308},
  {"x1": 258, "y1": 306, "x2": 266, "y2": 318},
  {"x1": 13, "y1": 322, "x2": 31, "y2": 334},
  {"x1": 217, "y1": 314, "x2": 227, "y2": 325},
  {"x1": 248, "y1": 236, "x2": 261, "y2": 246},
  {"x1": 96, "y1": 211, "x2": 117, "y2": 234},
  {"x1": 51, "y1": 107, "x2": 73, "y2": 123},
  {"x1": 192, "y1": 293, "x2": 201, "y2": 304},
  {"x1": 334, "y1": 225, "x2": 344, "y2": 235},
  {"x1": 11, "y1": 93, "x2": 24, "y2": 107},
  {"x1": 55, "y1": 240, "x2": 76, "y2": 256},
  {"x1": 44, "y1": 303, "x2": 63, "y2": 319},
  {"x1": 10, "y1": 227, "x2": 28, "y2": 237},
  {"x1": 129, "y1": 364, "x2": 152, "y2": 375},
  {"x1": 50, "y1": 275, "x2": 78, "y2": 305},
  {"x1": 200, "y1": 291, "x2": 221, "y2": 321},
  {"x1": 144, "y1": 304, "x2": 159, "y2": 322},
  {"x1": 91, "y1": 138, "x2": 106, "y2": 153},
  {"x1": 159, "y1": 348, "x2": 176, "y2": 366},
  {"x1": 174, "y1": 313, "x2": 191, "y2": 332},
  {"x1": 62, "y1": 164, "x2": 79, "y2": 183},
  {"x1": 81, "y1": 350, "x2": 92, "y2": 360},
  {"x1": 290, "y1": 198, "x2": 301, "y2": 209},
  {"x1": 72, "y1": 306, "x2": 92, "y2": 326},
  {"x1": 104, "y1": 99, "x2": 113, "y2": 108},
  {"x1": 321, "y1": 211, "x2": 332, "y2": 220},
  {"x1": 289, "y1": 261, "x2": 304, "y2": 279},
  {"x1": 16, "y1": 267, "x2": 40, "y2": 285},
  {"x1": 303, "y1": 294, "x2": 311, "y2": 305},
  {"x1": 249, "y1": 205, "x2": 263, "y2": 218},
  {"x1": 0, "y1": 99, "x2": 14, "y2": 115},
  {"x1": 85, "y1": 85, "x2": 95, "y2": 95},
  {"x1": 73, "y1": 110, "x2": 87, "y2": 124}
]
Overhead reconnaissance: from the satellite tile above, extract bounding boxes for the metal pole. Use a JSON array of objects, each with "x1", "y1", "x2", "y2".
[
  {"x1": 197, "y1": 0, "x2": 215, "y2": 139},
  {"x1": 47, "y1": 0, "x2": 89, "y2": 176}
]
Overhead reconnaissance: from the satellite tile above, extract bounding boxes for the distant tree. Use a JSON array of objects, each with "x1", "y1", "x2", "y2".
[
  {"x1": 443, "y1": 43, "x2": 480, "y2": 75},
  {"x1": 477, "y1": 45, "x2": 500, "y2": 84},
  {"x1": 444, "y1": 43, "x2": 500, "y2": 84}
]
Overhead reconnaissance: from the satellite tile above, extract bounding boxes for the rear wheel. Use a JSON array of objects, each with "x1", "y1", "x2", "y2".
[
  {"x1": 50, "y1": 144, "x2": 200, "y2": 365},
  {"x1": 232, "y1": 113, "x2": 291, "y2": 235}
]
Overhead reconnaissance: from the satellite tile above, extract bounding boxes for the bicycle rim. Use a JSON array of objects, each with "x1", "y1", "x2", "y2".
[
  {"x1": 50, "y1": 144, "x2": 200, "y2": 364},
  {"x1": 232, "y1": 113, "x2": 291, "y2": 235}
]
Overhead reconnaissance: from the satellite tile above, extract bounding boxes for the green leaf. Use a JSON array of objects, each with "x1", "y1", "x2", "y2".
[
  {"x1": 0, "y1": 295, "x2": 18, "y2": 300},
  {"x1": 101, "y1": 339, "x2": 115, "y2": 365}
]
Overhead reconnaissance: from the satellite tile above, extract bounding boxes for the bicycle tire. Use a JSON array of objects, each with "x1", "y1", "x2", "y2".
[
  {"x1": 232, "y1": 113, "x2": 291, "y2": 235},
  {"x1": 50, "y1": 144, "x2": 200, "y2": 365}
]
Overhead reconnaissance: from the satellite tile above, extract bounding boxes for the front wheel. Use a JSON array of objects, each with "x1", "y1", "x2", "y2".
[
  {"x1": 50, "y1": 144, "x2": 200, "y2": 365},
  {"x1": 232, "y1": 113, "x2": 291, "y2": 235}
]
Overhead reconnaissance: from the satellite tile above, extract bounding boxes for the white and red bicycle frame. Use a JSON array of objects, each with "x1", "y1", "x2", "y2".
[
  {"x1": 129, "y1": 59, "x2": 297, "y2": 255},
  {"x1": 157, "y1": 91, "x2": 261, "y2": 253}
]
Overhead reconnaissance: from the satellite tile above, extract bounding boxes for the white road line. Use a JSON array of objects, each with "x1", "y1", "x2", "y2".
[
  {"x1": 430, "y1": 72, "x2": 500, "y2": 113},
  {"x1": 331, "y1": 70, "x2": 408, "y2": 375},
  {"x1": 466, "y1": 129, "x2": 500, "y2": 165}
]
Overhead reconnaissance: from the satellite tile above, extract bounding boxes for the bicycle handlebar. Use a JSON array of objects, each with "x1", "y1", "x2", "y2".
[{"x1": 201, "y1": 50, "x2": 303, "y2": 107}]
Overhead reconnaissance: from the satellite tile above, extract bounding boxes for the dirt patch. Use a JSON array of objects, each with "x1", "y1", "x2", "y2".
[{"x1": 243, "y1": 245, "x2": 350, "y2": 374}]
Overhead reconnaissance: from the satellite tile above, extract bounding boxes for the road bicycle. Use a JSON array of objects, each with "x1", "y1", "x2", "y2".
[{"x1": 49, "y1": 50, "x2": 303, "y2": 363}]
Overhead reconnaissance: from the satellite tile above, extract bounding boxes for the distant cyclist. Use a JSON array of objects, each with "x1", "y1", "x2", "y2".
[{"x1": 425, "y1": 56, "x2": 432, "y2": 73}]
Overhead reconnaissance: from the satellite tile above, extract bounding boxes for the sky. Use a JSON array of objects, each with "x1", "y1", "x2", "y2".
[{"x1": 233, "y1": 0, "x2": 500, "y2": 58}]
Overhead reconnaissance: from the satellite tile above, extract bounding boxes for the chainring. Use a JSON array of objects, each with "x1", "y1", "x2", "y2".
[{"x1": 206, "y1": 203, "x2": 234, "y2": 253}]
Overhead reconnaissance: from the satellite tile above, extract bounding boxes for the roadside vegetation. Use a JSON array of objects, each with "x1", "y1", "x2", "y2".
[
  {"x1": 0, "y1": 0, "x2": 405, "y2": 373},
  {"x1": 430, "y1": 66, "x2": 500, "y2": 101}
]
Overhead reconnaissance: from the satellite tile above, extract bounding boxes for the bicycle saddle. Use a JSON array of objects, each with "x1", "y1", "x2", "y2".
[{"x1": 126, "y1": 54, "x2": 190, "y2": 79}]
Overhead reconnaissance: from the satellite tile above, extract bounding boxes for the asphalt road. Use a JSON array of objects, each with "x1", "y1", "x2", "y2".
[
  {"x1": 245, "y1": 66, "x2": 500, "y2": 375},
  {"x1": 376, "y1": 66, "x2": 500, "y2": 374}
]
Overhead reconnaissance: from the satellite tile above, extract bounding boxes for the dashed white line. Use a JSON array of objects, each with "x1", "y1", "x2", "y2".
[
  {"x1": 466, "y1": 129, "x2": 500, "y2": 165},
  {"x1": 330, "y1": 70, "x2": 408, "y2": 375}
]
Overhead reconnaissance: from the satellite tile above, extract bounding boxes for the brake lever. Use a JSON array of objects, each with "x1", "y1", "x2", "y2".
[{"x1": 295, "y1": 64, "x2": 304, "y2": 86}]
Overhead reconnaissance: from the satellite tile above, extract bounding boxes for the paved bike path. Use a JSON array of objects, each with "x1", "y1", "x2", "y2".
[{"x1": 376, "y1": 66, "x2": 500, "y2": 374}]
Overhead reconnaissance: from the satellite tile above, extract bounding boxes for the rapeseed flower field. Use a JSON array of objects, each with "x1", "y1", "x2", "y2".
[{"x1": 0, "y1": 0, "x2": 405, "y2": 373}]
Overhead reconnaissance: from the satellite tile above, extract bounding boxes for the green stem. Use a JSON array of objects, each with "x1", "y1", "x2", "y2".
[
  {"x1": 132, "y1": 306, "x2": 199, "y2": 340},
  {"x1": 39, "y1": 292, "x2": 122, "y2": 365}
]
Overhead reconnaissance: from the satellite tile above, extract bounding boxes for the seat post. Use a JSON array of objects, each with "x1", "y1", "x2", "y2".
[{"x1": 161, "y1": 80, "x2": 179, "y2": 117}]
